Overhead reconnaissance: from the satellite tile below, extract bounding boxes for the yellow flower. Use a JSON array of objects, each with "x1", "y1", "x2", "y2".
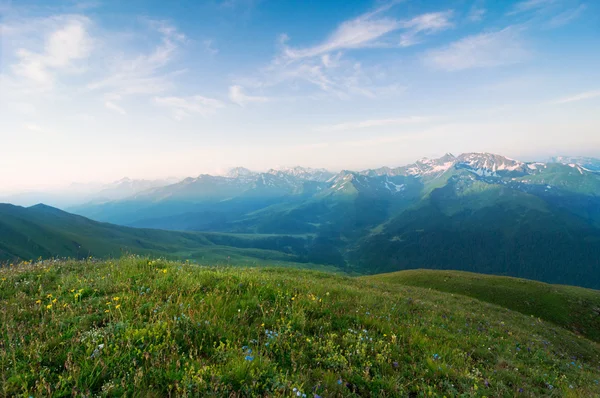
[
  {"x1": 70, "y1": 289, "x2": 75, "y2": 293},
  {"x1": 115, "y1": 304, "x2": 121, "y2": 309},
  {"x1": 113, "y1": 297, "x2": 120, "y2": 301},
  {"x1": 162, "y1": 269, "x2": 168, "y2": 274},
  {"x1": 52, "y1": 298, "x2": 57, "y2": 303},
  {"x1": 46, "y1": 293, "x2": 53, "y2": 298},
  {"x1": 35, "y1": 299, "x2": 41, "y2": 304},
  {"x1": 261, "y1": 323, "x2": 265, "y2": 327},
  {"x1": 105, "y1": 309, "x2": 110, "y2": 313},
  {"x1": 46, "y1": 304, "x2": 52, "y2": 309}
]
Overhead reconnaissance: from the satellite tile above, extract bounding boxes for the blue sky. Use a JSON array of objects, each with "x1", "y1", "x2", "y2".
[{"x1": 1, "y1": 0, "x2": 599, "y2": 192}]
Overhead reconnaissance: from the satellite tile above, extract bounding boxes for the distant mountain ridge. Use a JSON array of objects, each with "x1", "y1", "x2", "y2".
[{"x1": 15, "y1": 152, "x2": 600, "y2": 288}]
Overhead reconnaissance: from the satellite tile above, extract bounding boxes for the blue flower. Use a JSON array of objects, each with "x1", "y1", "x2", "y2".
[
  {"x1": 337, "y1": 379, "x2": 342, "y2": 385},
  {"x1": 433, "y1": 354, "x2": 440, "y2": 360},
  {"x1": 245, "y1": 355, "x2": 254, "y2": 361}
]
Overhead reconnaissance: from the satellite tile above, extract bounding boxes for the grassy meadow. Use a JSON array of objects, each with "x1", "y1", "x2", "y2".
[{"x1": 1, "y1": 257, "x2": 600, "y2": 397}]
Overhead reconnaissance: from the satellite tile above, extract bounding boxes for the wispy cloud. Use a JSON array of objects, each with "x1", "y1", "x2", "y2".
[
  {"x1": 10, "y1": 16, "x2": 92, "y2": 87},
  {"x1": 87, "y1": 20, "x2": 187, "y2": 100},
  {"x1": 552, "y1": 90, "x2": 600, "y2": 104},
  {"x1": 281, "y1": 17, "x2": 399, "y2": 60},
  {"x1": 245, "y1": 3, "x2": 451, "y2": 99},
  {"x1": 229, "y1": 85, "x2": 268, "y2": 106},
  {"x1": 314, "y1": 116, "x2": 429, "y2": 132},
  {"x1": 468, "y1": 5, "x2": 486, "y2": 22},
  {"x1": 548, "y1": 4, "x2": 586, "y2": 27},
  {"x1": 399, "y1": 11, "x2": 454, "y2": 47},
  {"x1": 203, "y1": 39, "x2": 219, "y2": 55},
  {"x1": 105, "y1": 101, "x2": 126, "y2": 115},
  {"x1": 23, "y1": 123, "x2": 44, "y2": 132},
  {"x1": 154, "y1": 95, "x2": 225, "y2": 120},
  {"x1": 508, "y1": 0, "x2": 557, "y2": 15},
  {"x1": 424, "y1": 27, "x2": 529, "y2": 71}
]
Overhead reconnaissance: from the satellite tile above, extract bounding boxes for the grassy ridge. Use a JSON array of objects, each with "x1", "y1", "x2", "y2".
[
  {"x1": 362, "y1": 269, "x2": 600, "y2": 343},
  {"x1": 0, "y1": 204, "x2": 325, "y2": 268},
  {"x1": 1, "y1": 257, "x2": 600, "y2": 397}
]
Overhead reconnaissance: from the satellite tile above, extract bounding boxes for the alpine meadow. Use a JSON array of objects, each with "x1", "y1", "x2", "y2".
[{"x1": 1, "y1": 0, "x2": 600, "y2": 397}]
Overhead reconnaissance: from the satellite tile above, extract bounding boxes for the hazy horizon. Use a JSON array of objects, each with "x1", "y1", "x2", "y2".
[
  {"x1": 2, "y1": 0, "x2": 599, "y2": 193},
  {"x1": 1, "y1": 150, "x2": 597, "y2": 197}
]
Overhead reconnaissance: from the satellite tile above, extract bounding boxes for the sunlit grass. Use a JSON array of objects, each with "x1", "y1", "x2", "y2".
[{"x1": 1, "y1": 257, "x2": 599, "y2": 396}]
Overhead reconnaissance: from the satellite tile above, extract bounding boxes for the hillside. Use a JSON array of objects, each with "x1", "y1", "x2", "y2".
[
  {"x1": 0, "y1": 204, "x2": 331, "y2": 269},
  {"x1": 363, "y1": 269, "x2": 600, "y2": 343},
  {"x1": 2, "y1": 257, "x2": 600, "y2": 397},
  {"x1": 65, "y1": 153, "x2": 600, "y2": 289}
]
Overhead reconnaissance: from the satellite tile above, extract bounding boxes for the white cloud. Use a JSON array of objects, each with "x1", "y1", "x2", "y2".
[
  {"x1": 229, "y1": 85, "x2": 268, "y2": 106},
  {"x1": 105, "y1": 101, "x2": 126, "y2": 115},
  {"x1": 399, "y1": 11, "x2": 454, "y2": 47},
  {"x1": 87, "y1": 20, "x2": 186, "y2": 99},
  {"x1": 244, "y1": 4, "x2": 452, "y2": 99},
  {"x1": 23, "y1": 123, "x2": 44, "y2": 132},
  {"x1": 548, "y1": 4, "x2": 586, "y2": 27},
  {"x1": 203, "y1": 39, "x2": 219, "y2": 55},
  {"x1": 468, "y1": 6, "x2": 486, "y2": 22},
  {"x1": 282, "y1": 17, "x2": 399, "y2": 60},
  {"x1": 10, "y1": 16, "x2": 92, "y2": 87},
  {"x1": 154, "y1": 95, "x2": 225, "y2": 120},
  {"x1": 508, "y1": 0, "x2": 557, "y2": 15},
  {"x1": 315, "y1": 116, "x2": 429, "y2": 132},
  {"x1": 551, "y1": 90, "x2": 600, "y2": 104},
  {"x1": 424, "y1": 27, "x2": 529, "y2": 71}
]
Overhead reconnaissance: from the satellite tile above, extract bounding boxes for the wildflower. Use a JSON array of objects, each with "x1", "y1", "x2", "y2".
[
  {"x1": 113, "y1": 297, "x2": 120, "y2": 301},
  {"x1": 433, "y1": 354, "x2": 440, "y2": 360},
  {"x1": 35, "y1": 299, "x2": 41, "y2": 304},
  {"x1": 392, "y1": 361, "x2": 399, "y2": 368},
  {"x1": 52, "y1": 298, "x2": 57, "y2": 303},
  {"x1": 244, "y1": 355, "x2": 254, "y2": 361},
  {"x1": 337, "y1": 379, "x2": 342, "y2": 385},
  {"x1": 105, "y1": 309, "x2": 110, "y2": 313},
  {"x1": 46, "y1": 304, "x2": 52, "y2": 309},
  {"x1": 115, "y1": 304, "x2": 121, "y2": 309}
]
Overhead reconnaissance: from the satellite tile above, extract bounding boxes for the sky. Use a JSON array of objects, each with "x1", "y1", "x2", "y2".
[{"x1": 1, "y1": 0, "x2": 599, "y2": 193}]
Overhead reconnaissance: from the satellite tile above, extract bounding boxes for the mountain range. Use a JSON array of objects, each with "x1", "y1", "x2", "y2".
[{"x1": 2, "y1": 152, "x2": 600, "y2": 288}]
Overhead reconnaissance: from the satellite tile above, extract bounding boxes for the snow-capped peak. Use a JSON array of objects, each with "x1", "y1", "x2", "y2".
[
  {"x1": 226, "y1": 167, "x2": 256, "y2": 179},
  {"x1": 455, "y1": 153, "x2": 526, "y2": 173},
  {"x1": 267, "y1": 166, "x2": 334, "y2": 182}
]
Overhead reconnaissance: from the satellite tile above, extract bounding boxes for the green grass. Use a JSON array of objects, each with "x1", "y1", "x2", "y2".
[
  {"x1": 0, "y1": 204, "x2": 320, "y2": 268},
  {"x1": 362, "y1": 269, "x2": 600, "y2": 343},
  {"x1": 2, "y1": 257, "x2": 600, "y2": 397}
]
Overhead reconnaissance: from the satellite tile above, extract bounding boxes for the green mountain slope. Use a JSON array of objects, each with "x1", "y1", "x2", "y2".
[
  {"x1": 0, "y1": 204, "x2": 328, "y2": 268},
  {"x1": 1, "y1": 257, "x2": 599, "y2": 396},
  {"x1": 362, "y1": 269, "x2": 600, "y2": 343},
  {"x1": 350, "y1": 175, "x2": 600, "y2": 288}
]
